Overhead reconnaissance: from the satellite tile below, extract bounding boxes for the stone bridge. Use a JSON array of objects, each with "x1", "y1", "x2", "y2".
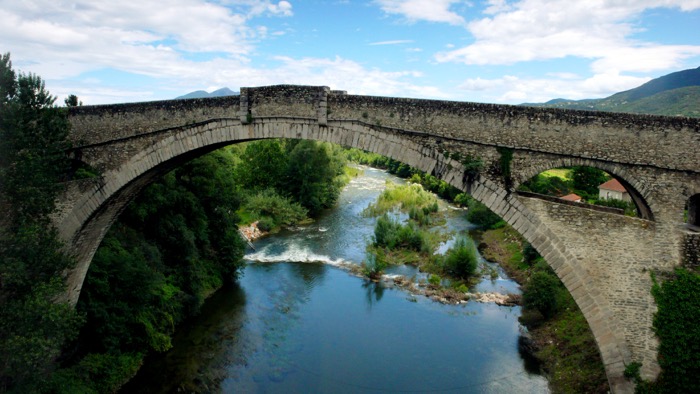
[{"x1": 57, "y1": 85, "x2": 700, "y2": 393}]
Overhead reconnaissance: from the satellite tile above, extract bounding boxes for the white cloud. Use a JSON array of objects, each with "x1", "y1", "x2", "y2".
[
  {"x1": 375, "y1": 0, "x2": 467, "y2": 25},
  {"x1": 42, "y1": 53, "x2": 449, "y2": 104},
  {"x1": 435, "y1": 0, "x2": 700, "y2": 74},
  {"x1": 0, "y1": 0, "x2": 295, "y2": 82},
  {"x1": 458, "y1": 72, "x2": 651, "y2": 103}
]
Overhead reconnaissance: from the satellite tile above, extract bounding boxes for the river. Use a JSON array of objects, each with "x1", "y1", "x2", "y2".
[{"x1": 124, "y1": 166, "x2": 549, "y2": 393}]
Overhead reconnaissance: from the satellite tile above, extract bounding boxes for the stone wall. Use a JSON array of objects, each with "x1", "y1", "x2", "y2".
[
  {"x1": 68, "y1": 95, "x2": 240, "y2": 146},
  {"x1": 327, "y1": 92, "x2": 700, "y2": 172},
  {"x1": 69, "y1": 85, "x2": 700, "y2": 174},
  {"x1": 519, "y1": 195, "x2": 659, "y2": 378}
]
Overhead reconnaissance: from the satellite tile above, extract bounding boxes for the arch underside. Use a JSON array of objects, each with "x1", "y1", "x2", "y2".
[{"x1": 59, "y1": 117, "x2": 643, "y2": 393}]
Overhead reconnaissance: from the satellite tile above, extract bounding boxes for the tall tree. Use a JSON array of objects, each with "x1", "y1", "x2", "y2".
[
  {"x1": 0, "y1": 52, "x2": 82, "y2": 392},
  {"x1": 284, "y1": 141, "x2": 346, "y2": 215},
  {"x1": 570, "y1": 166, "x2": 609, "y2": 198},
  {"x1": 235, "y1": 139, "x2": 288, "y2": 191}
]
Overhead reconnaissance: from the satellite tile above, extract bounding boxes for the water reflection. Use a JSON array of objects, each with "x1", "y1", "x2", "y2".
[
  {"x1": 362, "y1": 280, "x2": 385, "y2": 309},
  {"x1": 121, "y1": 283, "x2": 249, "y2": 393}
]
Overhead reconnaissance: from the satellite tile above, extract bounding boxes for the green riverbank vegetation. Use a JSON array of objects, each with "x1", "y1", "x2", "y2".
[
  {"x1": 360, "y1": 182, "x2": 479, "y2": 288},
  {"x1": 1, "y1": 51, "x2": 355, "y2": 393},
  {"x1": 476, "y1": 225, "x2": 609, "y2": 393},
  {"x1": 52, "y1": 139, "x2": 352, "y2": 392}
]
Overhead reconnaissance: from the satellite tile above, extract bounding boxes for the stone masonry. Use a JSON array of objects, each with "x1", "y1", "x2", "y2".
[{"x1": 58, "y1": 85, "x2": 700, "y2": 393}]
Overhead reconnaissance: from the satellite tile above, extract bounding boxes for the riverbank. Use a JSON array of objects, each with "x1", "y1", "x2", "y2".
[{"x1": 475, "y1": 225, "x2": 609, "y2": 393}]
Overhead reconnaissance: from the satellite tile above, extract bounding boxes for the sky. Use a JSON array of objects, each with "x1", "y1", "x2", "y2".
[{"x1": 2, "y1": 0, "x2": 699, "y2": 105}]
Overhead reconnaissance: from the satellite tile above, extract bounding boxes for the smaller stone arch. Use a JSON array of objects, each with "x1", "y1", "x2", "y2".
[{"x1": 514, "y1": 157, "x2": 655, "y2": 221}]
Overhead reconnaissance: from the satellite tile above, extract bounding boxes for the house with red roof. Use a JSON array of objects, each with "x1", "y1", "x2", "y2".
[
  {"x1": 560, "y1": 193, "x2": 583, "y2": 203},
  {"x1": 598, "y1": 179, "x2": 631, "y2": 202}
]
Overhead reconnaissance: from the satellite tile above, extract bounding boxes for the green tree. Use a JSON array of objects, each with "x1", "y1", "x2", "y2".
[
  {"x1": 571, "y1": 166, "x2": 609, "y2": 198},
  {"x1": 442, "y1": 237, "x2": 479, "y2": 279},
  {"x1": 284, "y1": 141, "x2": 346, "y2": 215},
  {"x1": 69, "y1": 149, "x2": 247, "y2": 390},
  {"x1": 522, "y1": 271, "x2": 560, "y2": 318},
  {"x1": 64, "y1": 94, "x2": 82, "y2": 107},
  {"x1": 236, "y1": 140, "x2": 288, "y2": 191},
  {"x1": 0, "y1": 52, "x2": 82, "y2": 392},
  {"x1": 466, "y1": 199, "x2": 503, "y2": 229}
]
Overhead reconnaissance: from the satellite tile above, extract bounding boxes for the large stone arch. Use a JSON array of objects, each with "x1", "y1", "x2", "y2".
[
  {"x1": 57, "y1": 116, "x2": 635, "y2": 393},
  {"x1": 513, "y1": 156, "x2": 656, "y2": 221}
]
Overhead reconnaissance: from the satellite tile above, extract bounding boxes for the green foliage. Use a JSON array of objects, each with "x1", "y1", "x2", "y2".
[
  {"x1": 283, "y1": 141, "x2": 347, "y2": 215},
  {"x1": 442, "y1": 237, "x2": 478, "y2": 279},
  {"x1": 624, "y1": 361, "x2": 643, "y2": 380},
  {"x1": 373, "y1": 214, "x2": 423, "y2": 251},
  {"x1": 48, "y1": 352, "x2": 143, "y2": 394},
  {"x1": 647, "y1": 269, "x2": 700, "y2": 393},
  {"x1": 63, "y1": 94, "x2": 82, "y2": 107},
  {"x1": 256, "y1": 216, "x2": 276, "y2": 232},
  {"x1": 460, "y1": 155, "x2": 484, "y2": 184},
  {"x1": 236, "y1": 140, "x2": 288, "y2": 191},
  {"x1": 519, "y1": 173, "x2": 573, "y2": 196},
  {"x1": 466, "y1": 199, "x2": 504, "y2": 229},
  {"x1": 428, "y1": 274, "x2": 441, "y2": 286},
  {"x1": 241, "y1": 189, "x2": 308, "y2": 227},
  {"x1": 364, "y1": 182, "x2": 440, "y2": 218},
  {"x1": 238, "y1": 139, "x2": 348, "y2": 217},
  {"x1": 361, "y1": 249, "x2": 388, "y2": 280},
  {"x1": 67, "y1": 149, "x2": 247, "y2": 390},
  {"x1": 571, "y1": 166, "x2": 609, "y2": 199},
  {"x1": 0, "y1": 52, "x2": 82, "y2": 392},
  {"x1": 523, "y1": 271, "x2": 560, "y2": 318},
  {"x1": 522, "y1": 242, "x2": 541, "y2": 266}
]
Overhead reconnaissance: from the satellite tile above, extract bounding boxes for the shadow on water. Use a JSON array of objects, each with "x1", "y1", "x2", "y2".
[{"x1": 121, "y1": 283, "x2": 248, "y2": 394}]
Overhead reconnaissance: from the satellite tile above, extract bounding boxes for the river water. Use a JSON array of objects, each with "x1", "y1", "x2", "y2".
[{"x1": 125, "y1": 166, "x2": 549, "y2": 393}]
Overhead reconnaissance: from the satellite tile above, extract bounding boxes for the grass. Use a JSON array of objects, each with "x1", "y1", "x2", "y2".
[
  {"x1": 363, "y1": 182, "x2": 441, "y2": 218},
  {"x1": 541, "y1": 168, "x2": 571, "y2": 180}
]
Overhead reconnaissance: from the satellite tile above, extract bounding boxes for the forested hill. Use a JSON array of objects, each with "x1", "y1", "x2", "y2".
[{"x1": 523, "y1": 66, "x2": 700, "y2": 117}]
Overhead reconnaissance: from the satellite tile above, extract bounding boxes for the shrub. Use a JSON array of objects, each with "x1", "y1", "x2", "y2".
[
  {"x1": 523, "y1": 242, "x2": 541, "y2": 265},
  {"x1": 362, "y1": 250, "x2": 388, "y2": 280},
  {"x1": 242, "y1": 189, "x2": 308, "y2": 226},
  {"x1": 522, "y1": 271, "x2": 560, "y2": 318},
  {"x1": 256, "y1": 216, "x2": 275, "y2": 232},
  {"x1": 466, "y1": 199, "x2": 503, "y2": 229},
  {"x1": 443, "y1": 237, "x2": 479, "y2": 279}
]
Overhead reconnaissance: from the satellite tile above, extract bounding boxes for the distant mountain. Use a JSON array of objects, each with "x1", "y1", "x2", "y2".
[
  {"x1": 524, "y1": 66, "x2": 700, "y2": 117},
  {"x1": 176, "y1": 87, "x2": 239, "y2": 99}
]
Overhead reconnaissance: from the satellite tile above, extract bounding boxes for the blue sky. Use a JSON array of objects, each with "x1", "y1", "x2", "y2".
[{"x1": 2, "y1": 0, "x2": 699, "y2": 105}]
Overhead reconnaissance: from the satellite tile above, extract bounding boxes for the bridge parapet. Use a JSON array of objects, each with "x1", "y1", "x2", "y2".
[
  {"x1": 68, "y1": 95, "x2": 241, "y2": 147},
  {"x1": 326, "y1": 93, "x2": 700, "y2": 173},
  {"x1": 68, "y1": 85, "x2": 700, "y2": 173}
]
